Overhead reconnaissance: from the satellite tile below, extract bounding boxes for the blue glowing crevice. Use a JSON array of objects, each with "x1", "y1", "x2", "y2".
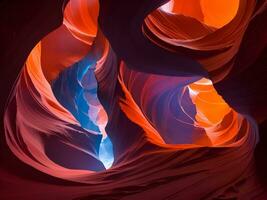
[
  {"x1": 52, "y1": 55, "x2": 114, "y2": 169},
  {"x1": 99, "y1": 136, "x2": 114, "y2": 169}
]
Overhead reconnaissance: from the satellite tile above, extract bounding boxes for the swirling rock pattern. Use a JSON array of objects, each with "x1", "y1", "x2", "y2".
[{"x1": 0, "y1": 0, "x2": 267, "y2": 199}]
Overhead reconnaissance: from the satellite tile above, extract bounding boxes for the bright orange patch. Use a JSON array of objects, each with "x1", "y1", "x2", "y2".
[
  {"x1": 161, "y1": 0, "x2": 239, "y2": 28},
  {"x1": 188, "y1": 78, "x2": 240, "y2": 145}
]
